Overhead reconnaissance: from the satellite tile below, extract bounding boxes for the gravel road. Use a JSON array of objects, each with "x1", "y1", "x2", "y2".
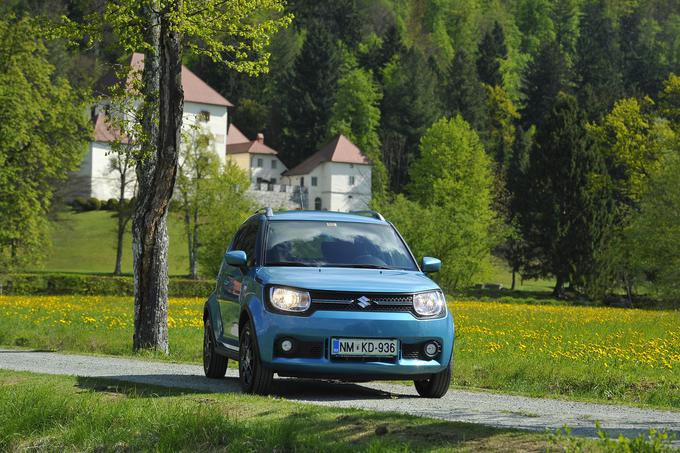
[{"x1": 1, "y1": 349, "x2": 678, "y2": 444}]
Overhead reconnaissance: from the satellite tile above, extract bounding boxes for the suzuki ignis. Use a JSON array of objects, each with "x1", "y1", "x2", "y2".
[{"x1": 202, "y1": 209, "x2": 454, "y2": 397}]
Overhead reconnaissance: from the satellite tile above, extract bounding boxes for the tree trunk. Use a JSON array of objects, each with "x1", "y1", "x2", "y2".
[
  {"x1": 190, "y1": 205, "x2": 199, "y2": 279},
  {"x1": 132, "y1": 1, "x2": 184, "y2": 353},
  {"x1": 114, "y1": 171, "x2": 126, "y2": 276},
  {"x1": 511, "y1": 268, "x2": 516, "y2": 291},
  {"x1": 553, "y1": 274, "x2": 565, "y2": 297}
]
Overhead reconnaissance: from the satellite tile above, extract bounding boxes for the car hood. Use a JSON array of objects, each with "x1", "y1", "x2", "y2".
[{"x1": 256, "y1": 266, "x2": 440, "y2": 293}]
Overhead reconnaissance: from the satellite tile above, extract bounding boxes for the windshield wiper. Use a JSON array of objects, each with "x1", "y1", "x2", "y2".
[
  {"x1": 265, "y1": 261, "x2": 310, "y2": 267},
  {"x1": 330, "y1": 263, "x2": 395, "y2": 270}
]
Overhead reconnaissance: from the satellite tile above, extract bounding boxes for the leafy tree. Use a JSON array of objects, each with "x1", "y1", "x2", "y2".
[
  {"x1": 198, "y1": 162, "x2": 256, "y2": 278},
  {"x1": 476, "y1": 21, "x2": 507, "y2": 87},
  {"x1": 444, "y1": 49, "x2": 487, "y2": 131},
  {"x1": 575, "y1": 0, "x2": 625, "y2": 120},
  {"x1": 482, "y1": 84, "x2": 520, "y2": 170},
  {"x1": 57, "y1": 0, "x2": 290, "y2": 353},
  {"x1": 626, "y1": 150, "x2": 680, "y2": 303},
  {"x1": 521, "y1": 93, "x2": 611, "y2": 297},
  {"x1": 620, "y1": 11, "x2": 667, "y2": 97},
  {"x1": 176, "y1": 128, "x2": 220, "y2": 280},
  {"x1": 658, "y1": 73, "x2": 680, "y2": 131},
  {"x1": 0, "y1": 16, "x2": 90, "y2": 270},
  {"x1": 328, "y1": 66, "x2": 388, "y2": 199},
  {"x1": 404, "y1": 116, "x2": 496, "y2": 290},
  {"x1": 278, "y1": 20, "x2": 342, "y2": 166},
  {"x1": 521, "y1": 39, "x2": 572, "y2": 129}
]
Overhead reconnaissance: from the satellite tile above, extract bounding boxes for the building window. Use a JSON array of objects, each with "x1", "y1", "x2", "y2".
[
  {"x1": 349, "y1": 175, "x2": 355, "y2": 186},
  {"x1": 311, "y1": 176, "x2": 318, "y2": 186},
  {"x1": 197, "y1": 110, "x2": 210, "y2": 122},
  {"x1": 314, "y1": 197, "x2": 322, "y2": 210},
  {"x1": 257, "y1": 158, "x2": 263, "y2": 168},
  {"x1": 271, "y1": 160, "x2": 277, "y2": 169},
  {"x1": 300, "y1": 177, "x2": 305, "y2": 187},
  {"x1": 271, "y1": 178, "x2": 277, "y2": 184}
]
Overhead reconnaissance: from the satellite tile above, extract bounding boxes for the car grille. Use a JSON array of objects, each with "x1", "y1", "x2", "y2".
[{"x1": 309, "y1": 291, "x2": 415, "y2": 315}]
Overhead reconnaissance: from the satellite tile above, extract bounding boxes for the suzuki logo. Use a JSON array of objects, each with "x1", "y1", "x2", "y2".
[{"x1": 356, "y1": 296, "x2": 371, "y2": 308}]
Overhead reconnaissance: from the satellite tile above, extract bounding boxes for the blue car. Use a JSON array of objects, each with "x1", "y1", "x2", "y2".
[{"x1": 202, "y1": 209, "x2": 454, "y2": 398}]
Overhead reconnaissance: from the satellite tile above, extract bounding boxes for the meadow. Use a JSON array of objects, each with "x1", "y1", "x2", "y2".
[{"x1": 1, "y1": 295, "x2": 678, "y2": 409}]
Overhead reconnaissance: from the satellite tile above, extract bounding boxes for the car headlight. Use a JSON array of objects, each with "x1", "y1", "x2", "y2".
[
  {"x1": 269, "y1": 286, "x2": 311, "y2": 312},
  {"x1": 413, "y1": 290, "x2": 445, "y2": 317}
]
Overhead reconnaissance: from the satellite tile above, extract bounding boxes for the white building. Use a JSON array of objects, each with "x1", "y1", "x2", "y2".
[
  {"x1": 282, "y1": 135, "x2": 372, "y2": 212},
  {"x1": 226, "y1": 124, "x2": 288, "y2": 185},
  {"x1": 74, "y1": 53, "x2": 233, "y2": 200}
]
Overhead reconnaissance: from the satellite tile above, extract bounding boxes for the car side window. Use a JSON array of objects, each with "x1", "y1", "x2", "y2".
[{"x1": 236, "y1": 222, "x2": 259, "y2": 268}]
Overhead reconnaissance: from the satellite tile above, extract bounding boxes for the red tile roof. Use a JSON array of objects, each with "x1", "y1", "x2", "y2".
[
  {"x1": 227, "y1": 140, "x2": 279, "y2": 155},
  {"x1": 283, "y1": 135, "x2": 369, "y2": 176},
  {"x1": 93, "y1": 113, "x2": 128, "y2": 143},
  {"x1": 227, "y1": 123, "x2": 250, "y2": 145},
  {"x1": 131, "y1": 53, "x2": 233, "y2": 107}
]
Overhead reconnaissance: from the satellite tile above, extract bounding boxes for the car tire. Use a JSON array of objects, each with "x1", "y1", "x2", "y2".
[
  {"x1": 414, "y1": 363, "x2": 451, "y2": 398},
  {"x1": 239, "y1": 322, "x2": 274, "y2": 395},
  {"x1": 203, "y1": 318, "x2": 228, "y2": 378}
]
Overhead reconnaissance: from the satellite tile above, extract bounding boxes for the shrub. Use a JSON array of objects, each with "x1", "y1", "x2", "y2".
[
  {"x1": 105, "y1": 198, "x2": 119, "y2": 210},
  {"x1": 72, "y1": 197, "x2": 88, "y2": 212},
  {"x1": 86, "y1": 197, "x2": 101, "y2": 211},
  {"x1": 0, "y1": 273, "x2": 214, "y2": 297}
]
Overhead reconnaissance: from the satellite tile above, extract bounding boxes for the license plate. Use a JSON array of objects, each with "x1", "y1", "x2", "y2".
[{"x1": 331, "y1": 338, "x2": 398, "y2": 357}]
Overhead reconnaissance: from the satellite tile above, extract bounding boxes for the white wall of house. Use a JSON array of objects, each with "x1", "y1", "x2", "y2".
[
  {"x1": 250, "y1": 154, "x2": 286, "y2": 184},
  {"x1": 183, "y1": 102, "x2": 228, "y2": 161},
  {"x1": 284, "y1": 162, "x2": 371, "y2": 212},
  {"x1": 83, "y1": 142, "x2": 136, "y2": 200}
]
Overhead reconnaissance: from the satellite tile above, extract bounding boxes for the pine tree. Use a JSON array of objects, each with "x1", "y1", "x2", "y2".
[
  {"x1": 278, "y1": 20, "x2": 342, "y2": 165},
  {"x1": 476, "y1": 21, "x2": 507, "y2": 87},
  {"x1": 521, "y1": 40, "x2": 572, "y2": 129},
  {"x1": 521, "y1": 93, "x2": 611, "y2": 297},
  {"x1": 444, "y1": 49, "x2": 487, "y2": 131},
  {"x1": 575, "y1": 0, "x2": 625, "y2": 120},
  {"x1": 380, "y1": 49, "x2": 441, "y2": 191}
]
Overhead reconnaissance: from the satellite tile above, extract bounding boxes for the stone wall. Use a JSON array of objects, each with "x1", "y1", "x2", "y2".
[{"x1": 247, "y1": 183, "x2": 308, "y2": 210}]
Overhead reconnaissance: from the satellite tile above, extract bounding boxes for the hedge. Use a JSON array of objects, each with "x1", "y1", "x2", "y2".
[{"x1": 0, "y1": 273, "x2": 214, "y2": 297}]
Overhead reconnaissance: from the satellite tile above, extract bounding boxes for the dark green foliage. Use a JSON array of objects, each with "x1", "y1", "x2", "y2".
[
  {"x1": 476, "y1": 22, "x2": 507, "y2": 87},
  {"x1": 105, "y1": 199, "x2": 119, "y2": 211},
  {"x1": 380, "y1": 49, "x2": 441, "y2": 191},
  {"x1": 0, "y1": 273, "x2": 214, "y2": 297},
  {"x1": 444, "y1": 49, "x2": 487, "y2": 131},
  {"x1": 521, "y1": 40, "x2": 572, "y2": 129},
  {"x1": 278, "y1": 20, "x2": 342, "y2": 166},
  {"x1": 86, "y1": 197, "x2": 101, "y2": 211},
  {"x1": 575, "y1": 0, "x2": 625, "y2": 120},
  {"x1": 520, "y1": 93, "x2": 612, "y2": 296}
]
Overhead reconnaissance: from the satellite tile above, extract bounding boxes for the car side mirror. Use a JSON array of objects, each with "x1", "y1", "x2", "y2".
[
  {"x1": 422, "y1": 256, "x2": 441, "y2": 273},
  {"x1": 225, "y1": 250, "x2": 247, "y2": 269}
]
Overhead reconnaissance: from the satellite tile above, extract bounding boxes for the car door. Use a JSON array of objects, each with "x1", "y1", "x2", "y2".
[{"x1": 216, "y1": 221, "x2": 259, "y2": 350}]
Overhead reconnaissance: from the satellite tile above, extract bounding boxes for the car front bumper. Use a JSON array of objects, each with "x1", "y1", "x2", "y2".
[{"x1": 248, "y1": 301, "x2": 455, "y2": 380}]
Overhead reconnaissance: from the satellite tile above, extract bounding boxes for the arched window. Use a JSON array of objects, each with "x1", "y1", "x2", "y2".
[{"x1": 314, "y1": 197, "x2": 322, "y2": 210}]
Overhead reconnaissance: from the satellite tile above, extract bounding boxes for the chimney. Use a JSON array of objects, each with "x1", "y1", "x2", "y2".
[{"x1": 257, "y1": 133, "x2": 264, "y2": 144}]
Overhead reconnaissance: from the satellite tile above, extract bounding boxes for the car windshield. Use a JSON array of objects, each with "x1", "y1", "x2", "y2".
[{"x1": 264, "y1": 220, "x2": 418, "y2": 270}]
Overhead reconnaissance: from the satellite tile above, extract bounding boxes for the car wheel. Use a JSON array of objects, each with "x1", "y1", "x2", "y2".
[
  {"x1": 239, "y1": 322, "x2": 273, "y2": 395},
  {"x1": 414, "y1": 363, "x2": 451, "y2": 398},
  {"x1": 203, "y1": 318, "x2": 228, "y2": 378}
]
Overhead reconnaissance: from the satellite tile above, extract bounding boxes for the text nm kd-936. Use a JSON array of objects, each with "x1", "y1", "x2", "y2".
[{"x1": 202, "y1": 208, "x2": 455, "y2": 397}]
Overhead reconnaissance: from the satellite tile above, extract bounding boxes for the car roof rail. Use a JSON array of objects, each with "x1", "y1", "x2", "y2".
[
  {"x1": 350, "y1": 210, "x2": 385, "y2": 221},
  {"x1": 254, "y1": 207, "x2": 274, "y2": 217}
]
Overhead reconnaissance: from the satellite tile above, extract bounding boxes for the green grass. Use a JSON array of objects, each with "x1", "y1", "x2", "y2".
[
  {"x1": 0, "y1": 370, "x2": 562, "y2": 452},
  {"x1": 28, "y1": 210, "x2": 190, "y2": 276},
  {"x1": 1, "y1": 295, "x2": 678, "y2": 410}
]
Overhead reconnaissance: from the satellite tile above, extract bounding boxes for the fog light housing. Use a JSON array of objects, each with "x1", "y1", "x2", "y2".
[
  {"x1": 280, "y1": 338, "x2": 294, "y2": 353},
  {"x1": 423, "y1": 341, "x2": 440, "y2": 358}
]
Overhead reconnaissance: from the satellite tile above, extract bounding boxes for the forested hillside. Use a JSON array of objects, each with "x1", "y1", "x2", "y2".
[{"x1": 4, "y1": 0, "x2": 680, "y2": 302}]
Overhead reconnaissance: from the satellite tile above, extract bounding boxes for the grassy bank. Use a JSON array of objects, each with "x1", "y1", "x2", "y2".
[
  {"x1": 0, "y1": 370, "x2": 559, "y2": 452},
  {"x1": 29, "y1": 210, "x2": 191, "y2": 276},
  {"x1": 1, "y1": 295, "x2": 678, "y2": 409}
]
